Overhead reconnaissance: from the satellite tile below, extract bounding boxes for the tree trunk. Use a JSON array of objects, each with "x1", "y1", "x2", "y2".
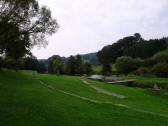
[{"x1": 14, "y1": 57, "x2": 19, "y2": 72}]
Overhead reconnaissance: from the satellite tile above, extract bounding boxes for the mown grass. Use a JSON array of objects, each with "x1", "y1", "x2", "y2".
[
  {"x1": 0, "y1": 70, "x2": 168, "y2": 126},
  {"x1": 87, "y1": 79, "x2": 168, "y2": 115}
]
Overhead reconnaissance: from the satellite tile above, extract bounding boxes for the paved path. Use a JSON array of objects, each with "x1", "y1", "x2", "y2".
[{"x1": 80, "y1": 78, "x2": 126, "y2": 99}]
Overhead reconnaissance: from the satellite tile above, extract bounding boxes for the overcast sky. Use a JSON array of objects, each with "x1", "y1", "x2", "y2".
[{"x1": 32, "y1": 0, "x2": 168, "y2": 59}]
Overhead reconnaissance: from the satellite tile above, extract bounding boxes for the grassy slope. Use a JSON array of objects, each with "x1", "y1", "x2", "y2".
[
  {"x1": 87, "y1": 79, "x2": 168, "y2": 115},
  {"x1": 0, "y1": 71, "x2": 168, "y2": 126}
]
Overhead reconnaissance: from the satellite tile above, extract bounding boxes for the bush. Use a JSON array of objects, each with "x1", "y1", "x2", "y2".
[
  {"x1": 135, "y1": 67, "x2": 150, "y2": 75},
  {"x1": 142, "y1": 50, "x2": 168, "y2": 68},
  {"x1": 134, "y1": 58, "x2": 144, "y2": 67},
  {"x1": 115, "y1": 56, "x2": 143, "y2": 74},
  {"x1": 143, "y1": 58, "x2": 156, "y2": 67},
  {"x1": 152, "y1": 50, "x2": 168, "y2": 63},
  {"x1": 152, "y1": 62, "x2": 168, "y2": 77}
]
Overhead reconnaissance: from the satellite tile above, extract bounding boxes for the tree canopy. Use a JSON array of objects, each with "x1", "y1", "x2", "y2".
[
  {"x1": 97, "y1": 33, "x2": 168, "y2": 64},
  {"x1": 0, "y1": 0, "x2": 59, "y2": 63}
]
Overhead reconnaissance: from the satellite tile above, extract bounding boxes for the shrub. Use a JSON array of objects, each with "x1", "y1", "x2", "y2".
[
  {"x1": 134, "y1": 58, "x2": 144, "y2": 67},
  {"x1": 115, "y1": 56, "x2": 141, "y2": 74},
  {"x1": 135, "y1": 67, "x2": 150, "y2": 75},
  {"x1": 116, "y1": 56, "x2": 133, "y2": 74},
  {"x1": 142, "y1": 50, "x2": 168, "y2": 68},
  {"x1": 143, "y1": 58, "x2": 156, "y2": 67},
  {"x1": 152, "y1": 62, "x2": 168, "y2": 77},
  {"x1": 152, "y1": 50, "x2": 168, "y2": 63}
]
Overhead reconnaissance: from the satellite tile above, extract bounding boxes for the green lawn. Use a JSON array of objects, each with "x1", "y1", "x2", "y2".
[{"x1": 0, "y1": 70, "x2": 168, "y2": 126}]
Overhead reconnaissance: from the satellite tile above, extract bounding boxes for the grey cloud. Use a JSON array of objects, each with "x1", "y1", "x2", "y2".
[{"x1": 32, "y1": 0, "x2": 168, "y2": 59}]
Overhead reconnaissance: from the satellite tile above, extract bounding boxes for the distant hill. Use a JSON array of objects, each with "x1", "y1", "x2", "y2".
[
  {"x1": 39, "y1": 52, "x2": 100, "y2": 66},
  {"x1": 39, "y1": 55, "x2": 68, "y2": 65},
  {"x1": 82, "y1": 52, "x2": 100, "y2": 66}
]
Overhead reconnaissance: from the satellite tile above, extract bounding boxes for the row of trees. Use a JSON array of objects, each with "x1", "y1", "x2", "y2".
[
  {"x1": 0, "y1": 56, "x2": 47, "y2": 73},
  {"x1": 115, "y1": 50, "x2": 168, "y2": 77},
  {"x1": 48, "y1": 55, "x2": 93, "y2": 75},
  {"x1": 0, "y1": 54, "x2": 93, "y2": 75},
  {"x1": 97, "y1": 33, "x2": 168, "y2": 75},
  {"x1": 0, "y1": 0, "x2": 58, "y2": 70},
  {"x1": 98, "y1": 33, "x2": 168, "y2": 65}
]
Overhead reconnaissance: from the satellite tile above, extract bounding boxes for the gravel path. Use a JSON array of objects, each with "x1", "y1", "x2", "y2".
[{"x1": 80, "y1": 78, "x2": 126, "y2": 99}]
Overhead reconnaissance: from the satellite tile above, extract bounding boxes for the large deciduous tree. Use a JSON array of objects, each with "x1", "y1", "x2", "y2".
[{"x1": 0, "y1": 0, "x2": 59, "y2": 68}]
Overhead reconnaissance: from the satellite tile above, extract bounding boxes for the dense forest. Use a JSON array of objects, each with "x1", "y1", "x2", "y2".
[
  {"x1": 98, "y1": 33, "x2": 168, "y2": 64},
  {"x1": 97, "y1": 33, "x2": 168, "y2": 76}
]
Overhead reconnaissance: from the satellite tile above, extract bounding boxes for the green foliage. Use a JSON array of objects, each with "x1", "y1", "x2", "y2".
[
  {"x1": 0, "y1": 0, "x2": 59, "y2": 67},
  {"x1": 116, "y1": 56, "x2": 143, "y2": 74},
  {"x1": 83, "y1": 53, "x2": 100, "y2": 66},
  {"x1": 66, "y1": 56, "x2": 77, "y2": 75},
  {"x1": 135, "y1": 67, "x2": 150, "y2": 75},
  {"x1": 102, "y1": 62, "x2": 112, "y2": 75},
  {"x1": 83, "y1": 62, "x2": 93, "y2": 75},
  {"x1": 48, "y1": 56, "x2": 64, "y2": 75},
  {"x1": 143, "y1": 58, "x2": 156, "y2": 67},
  {"x1": 98, "y1": 33, "x2": 167, "y2": 64},
  {"x1": 115, "y1": 50, "x2": 168, "y2": 76},
  {"x1": 152, "y1": 62, "x2": 168, "y2": 77},
  {"x1": 23, "y1": 56, "x2": 47, "y2": 73},
  {"x1": 66, "y1": 55, "x2": 93, "y2": 75},
  {"x1": 46, "y1": 55, "x2": 94, "y2": 75},
  {"x1": 75, "y1": 55, "x2": 83, "y2": 74},
  {"x1": 152, "y1": 50, "x2": 168, "y2": 63}
]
